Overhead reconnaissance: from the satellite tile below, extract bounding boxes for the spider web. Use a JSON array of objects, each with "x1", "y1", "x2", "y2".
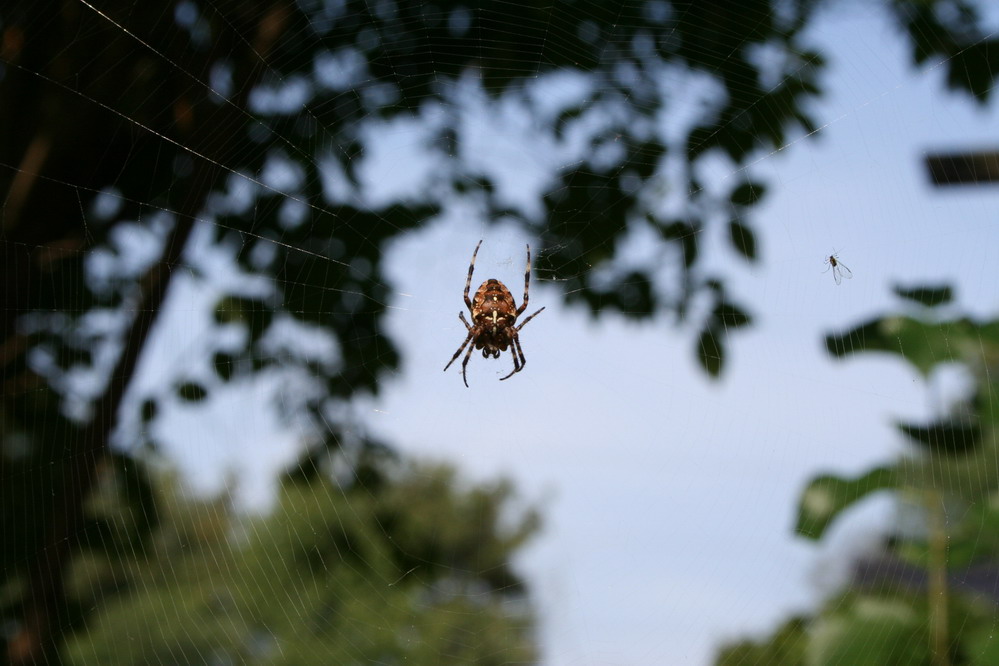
[{"x1": 3, "y1": 0, "x2": 999, "y2": 664}]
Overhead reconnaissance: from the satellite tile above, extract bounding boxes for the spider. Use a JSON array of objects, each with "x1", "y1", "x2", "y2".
[
  {"x1": 823, "y1": 252, "x2": 853, "y2": 285},
  {"x1": 443, "y1": 240, "x2": 545, "y2": 387}
]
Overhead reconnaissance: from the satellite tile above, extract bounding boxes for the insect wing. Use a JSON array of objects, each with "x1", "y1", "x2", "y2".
[{"x1": 832, "y1": 262, "x2": 852, "y2": 285}]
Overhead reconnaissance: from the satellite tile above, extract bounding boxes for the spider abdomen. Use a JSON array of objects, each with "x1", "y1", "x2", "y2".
[
  {"x1": 470, "y1": 279, "x2": 517, "y2": 353},
  {"x1": 473, "y1": 279, "x2": 516, "y2": 311},
  {"x1": 472, "y1": 281, "x2": 517, "y2": 323}
]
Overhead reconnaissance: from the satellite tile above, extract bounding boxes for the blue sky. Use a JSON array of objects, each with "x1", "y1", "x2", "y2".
[
  {"x1": 136, "y1": 3, "x2": 999, "y2": 664},
  {"x1": 365, "y1": 6, "x2": 999, "y2": 663}
]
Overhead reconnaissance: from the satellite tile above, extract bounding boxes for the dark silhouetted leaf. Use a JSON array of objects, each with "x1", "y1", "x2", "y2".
[
  {"x1": 713, "y1": 302, "x2": 752, "y2": 330},
  {"x1": 213, "y1": 353, "x2": 235, "y2": 382},
  {"x1": 697, "y1": 328, "x2": 723, "y2": 377},
  {"x1": 628, "y1": 140, "x2": 667, "y2": 179},
  {"x1": 687, "y1": 125, "x2": 716, "y2": 160},
  {"x1": 176, "y1": 382, "x2": 208, "y2": 403},
  {"x1": 897, "y1": 418, "x2": 980, "y2": 456},
  {"x1": 730, "y1": 181, "x2": 767, "y2": 206},
  {"x1": 728, "y1": 220, "x2": 757, "y2": 261},
  {"x1": 214, "y1": 296, "x2": 274, "y2": 343},
  {"x1": 54, "y1": 343, "x2": 94, "y2": 371},
  {"x1": 554, "y1": 103, "x2": 591, "y2": 139},
  {"x1": 893, "y1": 284, "x2": 953, "y2": 307},
  {"x1": 947, "y1": 39, "x2": 999, "y2": 103},
  {"x1": 617, "y1": 271, "x2": 655, "y2": 317},
  {"x1": 140, "y1": 399, "x2": 157, "y2": 423}
]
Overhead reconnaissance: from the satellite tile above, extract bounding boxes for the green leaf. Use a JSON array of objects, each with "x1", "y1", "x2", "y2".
[
  {"x1": 892, "y1": 284, "x2": 953, "y2": 307},
  {"x1": 729, "y1": 180, "x2": 767, "y2": 206},
  {"x1": 966, "y1": 622, "x2": 999, "y2": 666},
  {"x1": 795, "y1": 466, "x2": 898, "y2": 540},
  {"x1": 825, "y1": 316, "x2": 986, "y2": 376},
  {"x1": 809, "y1": 598, "x2": 928, "y2": 666},
  {"x1": 716, "y1": 616, "x2": 808, "y2": 666},
  {"x1": 728, "y1": 220, "x2": 757, "y2": 261},
  {"x1": 176, "y1": 382, "x2": 208, "y2": 403},
  {"x1": 697, "y1": 328, "x2": 723, "y2": 377}
]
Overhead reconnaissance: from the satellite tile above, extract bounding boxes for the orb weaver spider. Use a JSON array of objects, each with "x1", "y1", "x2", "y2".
[{"x1": 443, "y1": 240, "x2": 545, "y2": 387}]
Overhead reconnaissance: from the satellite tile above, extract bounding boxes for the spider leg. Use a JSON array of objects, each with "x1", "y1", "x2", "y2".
[
  {"x1": 459, "y1": 340, "x2": 476, "y2": 388},
  {"x1": 444, "y1": 330, "x2": 474, "y2": 374},
  {"x1": 463, "y1": 240, "x2": 482, "y2": 312},
  {"x1": 499, "y1": 333, "x2": 526, "y2": 381},
  {"x1": 515, "y1": 244, "x2": 531, "y2": 317},
  {"x1": 459, "y1": 311, "x2": 472, "y2": 330},
  {"x1": 516, "y1": 306, "x2": 545, "y2": 331}
]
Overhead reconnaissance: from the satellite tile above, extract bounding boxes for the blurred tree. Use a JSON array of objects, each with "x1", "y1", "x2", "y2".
[
  {"x1": 59, "y1": 453, "x2": 538, "y2": 664},
  {"x1": 716, "y1": 288, "x2": 999, "y2": 665},
  {"x1": 2, "y1": 0, "x2": 997, "y2": 661}
]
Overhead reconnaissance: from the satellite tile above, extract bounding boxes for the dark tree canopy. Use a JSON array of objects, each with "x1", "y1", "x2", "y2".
[{"x1": 2, "y1": 0, "x2": 998, "y2": 661}]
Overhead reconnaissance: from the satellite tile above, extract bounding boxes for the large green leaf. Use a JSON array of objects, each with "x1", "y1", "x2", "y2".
[
  {"x1": 826, "y1": 316, "x2": 993, "y2": 376},
  {"x1": 795, "y1": 466, "x2": 898, "y2": 540}
]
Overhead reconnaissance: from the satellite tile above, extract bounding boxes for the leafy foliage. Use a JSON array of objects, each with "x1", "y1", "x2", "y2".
[
  {"x1": 795, "y1": 466, "x2": 899, "y2": 540},
  {"x1": 3, "y1": 0, "x2": 999, "y2": 660},
  {"x1": 719, "y1": 287, "x2": 999, "y2": 663},
  {"x1": 61, "y1": 456, "x2": 539, "y2": 665},
  {"x1": 825, "y1": 315, "x2": 999, "y2": 377}
]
